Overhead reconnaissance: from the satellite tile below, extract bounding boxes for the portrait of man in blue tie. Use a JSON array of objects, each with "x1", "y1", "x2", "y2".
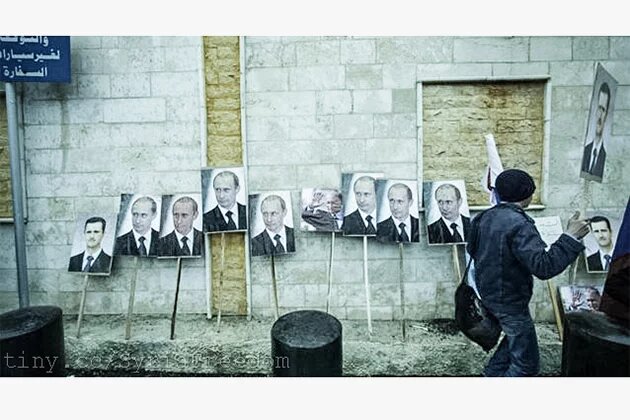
[
  {"x1": 68, "y1": 214, "x2": 115, "y2": 275},
  {"x1": 585, "y1": 215, "x2": 616, "y2": 273},
  {"x1": 201, "y1": 167, "x2": 248, "y2": 234}
]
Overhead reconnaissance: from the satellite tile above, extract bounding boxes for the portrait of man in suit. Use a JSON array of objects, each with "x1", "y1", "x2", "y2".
[
  {"x1": 580, "y1": 64, "x2": 617, "y2": 182},
  {"x1": 585, "y1": 215, "x2": 614, "y2": 272},
  {"x1": 426, "y1": 182, "x2": 470, "y2": 245},
  {"x1": 114, "y1": 195, "x2": 160, "y2": 257},
  {"x1": 158, "y1": 195, "x2": 204, "y2": 258},
  {"x1": 68, "y1": 216, "x2": 113, "y2": 275},
  {"x1": 202, "y1": 168, "x2": 247, "y2": 233},
  {"x1": 300, "y1": 188, "x2": 343, "y2": 232},
  {"x1": 250, "y1": 194, "x2": 295, "y2": 256},
  {"x1": 342, "y1": 175, "x2": 378, "y2": 236},
  {"x1": 376, "y1": 181, "x2": 420, "y2": 244}
]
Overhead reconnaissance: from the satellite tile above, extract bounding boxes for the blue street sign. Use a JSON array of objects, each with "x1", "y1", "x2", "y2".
[{"x1": 0, "y1": 36, "x2": 71, "y2": 83}]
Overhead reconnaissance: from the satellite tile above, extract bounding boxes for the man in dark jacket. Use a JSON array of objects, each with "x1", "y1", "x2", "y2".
[{"x1": 467, "y1": 169, "x2": 590, "y2": 376}]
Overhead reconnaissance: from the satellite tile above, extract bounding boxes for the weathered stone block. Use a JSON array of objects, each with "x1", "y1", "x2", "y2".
[
  {"x1": 333, "y1": 114, "x2": 373, "y2": 139},
  {"x1": 104, "y1": 98, "x2": 166, "y2": 123},
  {"x1": 296, "y1": 41, "x2": 340, "y2": 66},
  {"x1": 246, "y1": 92, "x2": 316, "y2": 117},
  {"x1": 346, "y1": 65, "x2": 383, "y2": 89},
  {"x1": 77, "y1": 75, "x2": 111, "y2": 98},
  {"x1": 353, "y1": 90, "x2": 392, "y2": 114},
  {"x1": 383, "y1": 64, "x2": 416, "y2": 88},
  {"x1": 530, "y1": 37, "x2": 572, "y2": 61},
  {"x1": 288, "y1": 115, "x2": 333, "y2": 140},
  {"x1": 289, "y1": 66, "x2": 345, "y2": 91},
  {"x1": 316, "y1": 90, "x2": 352, "y2": 115},
  {"x1": 110, "y1": 74, "x2": 151, "y2": 98},
  {"x1": 573, "y1": 37, "x2": 609, "y2": 60},
  {"x1": 246, "y1": 68, "x2": 289, "y2": 92},
  {"x1": 340, "y1": 40, "x2": 376, "y2": 64},
  {"x1": 454, "y1": 37, "x2": 528, "y2": 63}
]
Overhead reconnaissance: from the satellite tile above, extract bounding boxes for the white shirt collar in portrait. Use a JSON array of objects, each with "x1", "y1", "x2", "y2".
[
  {"x1": 133, "y1": 229, "x2": 152, "y2": 252},
  {"x1": 266, "y1": 227, "x2": 286, "y2": 249},
  {"x1": 392, "y1": 214, "x2": 412, "y2": 237},
  {"x1": 174, "y1": 229, "x2": 194, "y2": 251},
  {"x1": 357, "y1": 208, "x2": 377, "y2": 227},
  {"x1": 83, "y1": 248, "x2": 103, "y2": 268},
  {"x1": 219, "y1": 203, "x2": 239, "y2": 225},
  {"x1": 442, "y1": 214, "x2": 464, "y2": 237}
]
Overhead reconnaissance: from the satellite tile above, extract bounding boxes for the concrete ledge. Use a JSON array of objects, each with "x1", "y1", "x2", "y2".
[{"x1": 64, "y1": 315, "x2": 563, "y2": 376}]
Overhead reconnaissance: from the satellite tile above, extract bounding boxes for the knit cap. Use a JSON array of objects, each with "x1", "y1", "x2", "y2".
[{"x1": 495, "y1": 169, "x2": 536, "y2": 202}]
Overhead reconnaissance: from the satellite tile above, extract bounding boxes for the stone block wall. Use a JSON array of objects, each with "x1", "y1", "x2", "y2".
[
  {"x1": 0, "y1": 36, "x2": 207, "y2": 314},
  {"x1": 0, "y1": 36, "x2": 629, "y2": 322},
  {"x1": 243, "y1": 36, "x2": 630, "y2": 321}
]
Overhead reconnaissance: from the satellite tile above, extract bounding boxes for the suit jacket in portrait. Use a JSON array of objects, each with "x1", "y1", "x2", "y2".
[
  {"x1": 114, "y1": 228, "x2": 160, "y2": 257},
  {"x1": 581, "y1": 141, "x2": 606, "y2": 179},
  {"x1": 427, "y1": 216, "x2": 471, "y2": 244},
  {"x1": 377, "y1": 215, "x2": 420, "y2": 244},
  {"x1": 251, "y1": 226, "x2": 295, "y2": 257},
  {"x1": 301, "y1": 207, "x2": 341, "y2": 232},
  {"x1": 586, "y1": 250, "x2": 610, "y2": 272},
  {"x1": 158, "y1": 229, "x2": 204, "y2": 257},
  {"x1": 203, "y1": 203, "x2": 247, "y2": 233},
  {"x1": 342, "y1": 210, "x2": 376, "y2": 236},
  {"x1": 68, "y1": 250, "x2": 112, "y2": 274}
]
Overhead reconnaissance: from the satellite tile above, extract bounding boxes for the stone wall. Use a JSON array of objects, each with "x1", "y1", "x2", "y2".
[
  {"x1": 243, "y1": 36, "x2": 630, "y2": 321},
  {"x1": 0, "y1": 36, "x2": 207, "y2": 313},
  {"x1": 0, "y1": 36, "x2": 629, "y2": 322}
]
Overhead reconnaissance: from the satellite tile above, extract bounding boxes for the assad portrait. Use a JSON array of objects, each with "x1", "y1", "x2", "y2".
[
  {"x1": 201, "y1": 167, "x2": 247, "y2": 233},
  {"x1": 376, "y1": 180, "x2": 420, "y2": 244},
  {"x1": 249, "y1": 192, "x2": 296, "y2": 257},
  {"x1": 424, "y1": 180, "x2": 471, "y2": 245},
  {"x1": 68, "y1": 213, "x2": 116, "y2": 275},
  {"x1": 158, "y1": 194, "x2": 204, "y2": 258},
  {"x1": 113, "y1": 194, "x2": 161, "y2": 257}
]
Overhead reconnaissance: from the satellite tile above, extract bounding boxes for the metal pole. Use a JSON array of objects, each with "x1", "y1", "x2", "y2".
[{"x1": 5, "y1": 82, "x2": 29, "y2": 308}]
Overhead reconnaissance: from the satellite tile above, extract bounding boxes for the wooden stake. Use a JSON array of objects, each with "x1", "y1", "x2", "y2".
[
  {"x1": 75, "y1": 274, "x2": 90, "y2": 338},
  {"x1": 326, "y1": 231, "x2": 336, "y2": 314},
  {"x1": 205, "y1": 232, "x2": 212, "y2": 320},
  {"x1": 216, "y1": 233, "x2": 226, "y2": 331},
  {"x1": 547, "y1": 279, "x2": 564, "y2": 341},
  {"x1": 363, "y1": 236, "x2": 372, "y2": 335},
  {"x1": 271, "y1": 253, "x2": 279, "y2": 320},
  {"x1": 452, "y1": 244, "x2": 462, "y2": 282},
  {"x1": 170, "y1": 257, "x2": 183, "y2": 340},
  {"x1": 124, "y1": 257, "x2": 139, "y2": 340},
  {"x1": 399, "y1": 243, "x2": 406, "y2": 340}
]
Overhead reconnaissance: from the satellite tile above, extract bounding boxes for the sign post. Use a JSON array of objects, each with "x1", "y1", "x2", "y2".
[{"x1": 1, "y1": 36, "x2": 71, "y2": 308}]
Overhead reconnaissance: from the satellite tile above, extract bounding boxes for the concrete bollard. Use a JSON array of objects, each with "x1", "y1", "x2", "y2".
[
  {"x1": 271, "y1": 310, "x2": 342, "y2": 377},
  {"x1": 0, "y1": 306, "x2": 66, "y2": 377}
]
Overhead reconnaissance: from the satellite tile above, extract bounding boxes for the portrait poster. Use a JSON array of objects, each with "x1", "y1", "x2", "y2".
[
  {"x1": 583, "y1": 211, "x2": 622, "y2": 274},
  {"x1": 300, "y1": 187, "x2": 343, "y2": 233},
  {"x1": 423, "y1": 179, "x2": 470, "y2": 246},
  {"x1": 113, "y1": 193, "x2": 162, "y2": 258},
  {"x1": 375, "y1": 179, "x2": 420, "y2": 244},
  {"x1": 558, "y1": 285, "x2": 604, "y2": 314},
  {"x1": 340, "y1": 172, "x2": 384, "y2": 237},
  {"x1": 68, "y1": 212, "x2": 117, "y2": 276},
  {"x1": 158, "y1": 193, "x2": 204, "y2": 259},
  {"x1": 579, "y1": 63, "x2": 618, "y2": 182},
  {"x1": 201, "y1": 166, "x2": 248, "y2": 234},
  {"x1": 249, "y1": 191, "x2": 295, "y2": 257}
]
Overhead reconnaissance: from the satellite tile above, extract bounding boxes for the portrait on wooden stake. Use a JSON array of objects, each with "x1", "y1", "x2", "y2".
[
  {"x1": 300, "y1": 187, "x2": 343, "y2": 233},
  {"x1": 249, "y1": 191, "x2": 295, "y2": 256},
  {"x1": 376, "y1": 179, "x2": 420, "y2": 244},
  {"x1": 158, "y1": 194, "x2": 204, "y2": 258},
  {"x1": 580, "y1": 63, "x2": 618, "y2": 182},
  {"x1": 583, "y1": 212, "x2": 621, "y2": 274},
  {"x1": 341, "y1": 172, "x2": 384, "y2": 237},
  {"x1": 201, "y1": 167, "x2": 248, "y2": 234},
  {"x1": 68, "y1": 212, "x2": 117, "y2": 275},
  {"x1": 114, "y1": 194, "x2": 162, "y2": 257},
  {"x1": 424, "y1": 180, "x2": 471, "y2": 245}
]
